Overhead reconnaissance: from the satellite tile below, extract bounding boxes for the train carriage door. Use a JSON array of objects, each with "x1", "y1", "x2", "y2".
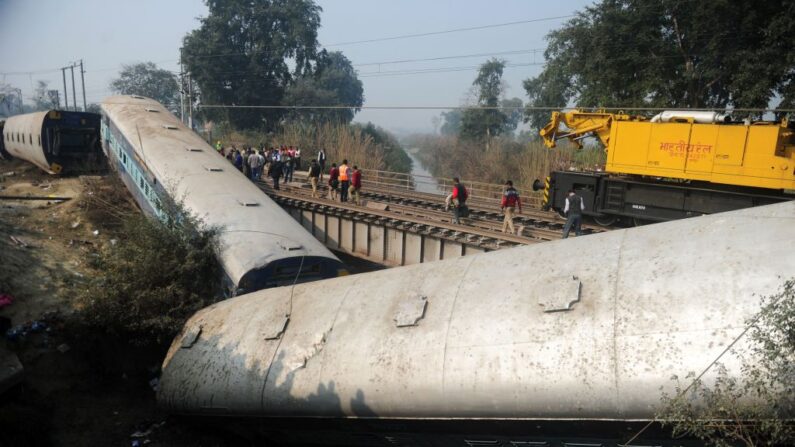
[
  {"x1": 684, "y1": 124, "x2": 719, "y2": 176},
  {"x1": 714, "y1": 125, "x2": 748, "y2": 167}
]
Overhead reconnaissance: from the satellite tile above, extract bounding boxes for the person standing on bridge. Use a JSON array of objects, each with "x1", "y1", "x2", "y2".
[
  {"x1": 338, "y1": 159, "x2": 351, "y2": 202},
  {"x1": 248, "y1": 150, "x2": 262, "y2": 181},
  {"x1": 317, "y1": 148, "x2": 326, "y2": 181},
  {"x1": 233, "y1": 149, "x2": 243, "y2": 172},
  {"x1": 328, "y1": 162, "x2": 339, "y2": 201},
  {"x1": 445, "y1": 177, "x2": 469, "y2": 225},
  {"x1": 500, "y1": 180, "x2": 522, "y2": 234},
  {"x1": 562, "y1": 189, "x2": 585, "y2": 238},
  {"x1": 308, "y1": 159, "x2": 321, "y2": 198},
  {"x1": 270, "y1": 157, "x2": 283, "y2": 190},
  {"x1": 350, "y1": 165, "x2": 362, "y2": 205}
]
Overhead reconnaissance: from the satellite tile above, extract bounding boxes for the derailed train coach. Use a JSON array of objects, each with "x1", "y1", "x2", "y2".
[
  {"x1": 0, "y1": 110, "x2": 103, "y2": 174},
  {"x1": 158, "y1": 201, "x2": 795, "y2": 446},
  {"x1": 99, "y1": 95, "x2": 347, "y2": 293}
]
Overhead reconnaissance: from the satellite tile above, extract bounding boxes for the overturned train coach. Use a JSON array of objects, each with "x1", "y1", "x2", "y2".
[
  {"x1": 99, "y1": 95, "x2": 347, "y2": 293},
  {"x1": 158, "y1": 200, "x2": 795, "y2": 446},
  {"x1": 0, "y1": 110, "x2": 103, "y2": 174}
]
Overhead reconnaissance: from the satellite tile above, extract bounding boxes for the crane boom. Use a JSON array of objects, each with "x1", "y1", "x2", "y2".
[{"x1": 539, "y1": 110, "x2": 637, "y2": 149}]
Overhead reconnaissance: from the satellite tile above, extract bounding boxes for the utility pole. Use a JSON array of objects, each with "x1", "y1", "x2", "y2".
[
  {"x1": 70, "y1": 65, "x2": 77, "y2": 112},
  {"x1": 187, "y1": 72, "x2": 193, "y2": 130},
  {"x1": 179, "y1": 69, "x2": 185, "y2": 123},
  {"x1": 80, "y1": 60, "x2": 87, "y2": 111},
  {"x1": 62, "y1": 68, "x2": 69, "y2": 110}
]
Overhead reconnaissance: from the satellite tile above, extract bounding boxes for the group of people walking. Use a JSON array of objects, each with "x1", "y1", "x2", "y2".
[
  {"x1": 216, "y1": 144, "x2": 365, "y2": 206},
  {"x1": 216, "y1": 141, "x2": 583, "y2": 239},
  {"x1": 320, "y1": 158, "x2": 363, "y2": 205},
  {"x1": 218, "y1": 144, "x2": 303, "y2": 189},
  {"x1": 446, "y1": 178, "x2": 584, "y2": 239}
]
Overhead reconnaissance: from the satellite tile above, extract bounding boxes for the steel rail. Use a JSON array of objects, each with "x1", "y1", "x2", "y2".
[{"x1": 258, "y1": 183, "x2": 553, "y2": 247}]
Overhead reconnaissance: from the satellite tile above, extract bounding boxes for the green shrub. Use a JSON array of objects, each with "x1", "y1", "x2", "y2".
[{"x1": 73, "y1": 211, "x2": 222, "y2": 346}]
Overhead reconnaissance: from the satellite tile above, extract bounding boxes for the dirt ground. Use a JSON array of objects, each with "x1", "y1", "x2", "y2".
[{"x1": 0, "y1": 159, "x2": 240, "y2": 446}]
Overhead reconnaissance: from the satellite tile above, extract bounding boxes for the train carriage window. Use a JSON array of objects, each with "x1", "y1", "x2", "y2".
[
  {"x1": 139, "y1": 177, "x2": 144, "y2": 189},
  {"x1": 38, "y1": 135, "x2": 41, "y2": 146},
  {"x1": 29, "y1": 134, "x2": 32, "y2": 145}
]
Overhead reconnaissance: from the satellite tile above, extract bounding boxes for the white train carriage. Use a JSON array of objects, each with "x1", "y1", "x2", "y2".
[
  {"x1": 1, "y1": 110, "x2": 102, "y2": 174},
  {"x1": 100, "y1": 95, "x2": 346, "y2": 293},
  {"x1": 158, "y1": 200, "x2": 795, "y2": 446}
]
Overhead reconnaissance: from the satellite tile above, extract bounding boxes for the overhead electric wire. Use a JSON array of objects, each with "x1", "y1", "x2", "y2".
[
  {"x1": 324, "y1": 15, "x2": 574, "y2": 47},
  {"x1": 194, "y1": 103, "x2": 795, "y2": 113}
]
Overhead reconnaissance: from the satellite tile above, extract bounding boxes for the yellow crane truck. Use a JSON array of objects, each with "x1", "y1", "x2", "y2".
[{"x1": 533, "y1": 110, "x2": 795, "y2": 225}]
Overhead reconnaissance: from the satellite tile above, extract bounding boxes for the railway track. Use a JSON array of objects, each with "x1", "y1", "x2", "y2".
[
  {"x1": 268, "y1": 173, "x2": 611, "y2": 241},
  {"x1": 257, "y1": 179, "x2": 602, "y2": 246}
]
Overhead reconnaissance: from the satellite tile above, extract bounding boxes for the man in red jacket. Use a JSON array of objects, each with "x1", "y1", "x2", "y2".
[
  {"x1": 500, "y1": 180, "x2": 522, "y2": 234},
  {"x1": 445, "y1": 177, "x2": 469, "y2": 224},
  {"x1": 327, "y1": 163, "x2": 339, "y2": 201}
]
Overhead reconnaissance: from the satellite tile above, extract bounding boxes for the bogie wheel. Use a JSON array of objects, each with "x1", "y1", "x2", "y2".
[
  {"x1": 593, "y1": 215, "x2": 617, "y2": 226},
  {"x1": 632, "y1": 217, "x2": 650, "y2": 227}
]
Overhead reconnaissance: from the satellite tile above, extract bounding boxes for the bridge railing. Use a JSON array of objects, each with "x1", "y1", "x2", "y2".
[{"x1": 360, "y1": 168, "x2": 543, "y2": 208}]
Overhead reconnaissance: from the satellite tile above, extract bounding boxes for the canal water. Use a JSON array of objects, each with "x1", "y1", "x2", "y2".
[{"x1": 406, "y1": 149, "x2": 445, "y2": 195}]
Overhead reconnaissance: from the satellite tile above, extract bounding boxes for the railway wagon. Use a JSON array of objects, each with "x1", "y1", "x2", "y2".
[
  {"x1": 535, "y1": 110, "x2": 795, "y2": 224},
  {"x1": 158, "y1": 200, "x2": 795, "y2": 446},
  {"x1": 100, "y1": 95, "x2": 346, "y2": 293},
  {"x1": 0, "y1": 110, "x2": 102, "y2": 174}
]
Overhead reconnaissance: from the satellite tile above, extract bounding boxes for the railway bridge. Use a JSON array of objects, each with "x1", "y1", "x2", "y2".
[{"x1": 258, "y1": 169, "x2": 610, "y2": 267}]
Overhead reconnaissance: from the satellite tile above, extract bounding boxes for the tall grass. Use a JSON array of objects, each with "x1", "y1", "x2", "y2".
[{"x1": 408, "y1": 134, "x2": 605, "y2": 190}]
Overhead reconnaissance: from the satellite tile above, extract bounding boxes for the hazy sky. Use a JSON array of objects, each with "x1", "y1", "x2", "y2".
[{"x1": 0, "y1": 0, "x2": 593, "y2": 132}]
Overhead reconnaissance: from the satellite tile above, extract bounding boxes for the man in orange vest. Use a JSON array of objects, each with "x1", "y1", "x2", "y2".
[{"x1": 338, "y1": 159, "x2": 350, "y2": 202}]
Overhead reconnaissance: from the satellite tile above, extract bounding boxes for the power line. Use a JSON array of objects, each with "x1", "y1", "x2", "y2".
[
  {"x1": 323, "y1": 15, "x2": 575, "y2": 47},
  {"x1": 190, "y1": 104, "x2": 795, "y2": 113},
  {"x1": 354, "y1": 48, "x2": 544, "y2": 67},
  {"x1": 359, "y1": 62, "x2": 540, "y2": 78}
]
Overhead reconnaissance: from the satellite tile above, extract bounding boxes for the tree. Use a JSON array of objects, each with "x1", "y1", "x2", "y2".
[
  {"x1": 182, "y1": 0, "x2": 322, "y2": 130},
  {"x1": 439, "y1": 109, "x2": 463, "y2": 136},
  {"x1": 33, "y1": 81, "x2": 59, "y2": 111},
  {"x1": 523, "y1": 0, "x2": 795, "y2": 130},
  {"x1": 500, "y1": 97, "x2": 524, "y2": 136},
  {"x1": 658, "y1": 280, "x2": 795, "y2": 446},
  {"x1": 460, "y1": 59, "x2": 510, "y2": 143},
  {"x1": 110, "y1": 62, "x2": 180, "y2": 112},
  {"x1": 283, "y1": 51, "x2": 364, "y2": 124}
]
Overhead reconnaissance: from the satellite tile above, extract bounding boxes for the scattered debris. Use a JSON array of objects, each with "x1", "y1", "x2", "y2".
[
  {"x1": 92, "y1": 229, "x2": 100, "y2": 236},
  {"x1": 56, "y1": 343, "x2": 71, "y2": 353},
  {"x1": 71, "y1": 220, "x2": 81, "y2": 229},
  {"x1": 29, "y1": 321, "x2": 47, "y2": 333},
  {"x1": 0, "y1": 195, "x2": 72, "y2": 201},
  {"x1": 1, "y1": 171, "x2": 15, "y2": 177},
  {"x1": 0, "y1": 294, "x2": 13, "y2": 308},
  {"x1": 9, "y1": 235, "x2": 32, "y2": 248}
]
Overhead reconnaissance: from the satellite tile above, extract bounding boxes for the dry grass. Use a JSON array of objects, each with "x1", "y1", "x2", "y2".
[{"x1": 410, "y1": 135, "x2": 605, "y2": 190}]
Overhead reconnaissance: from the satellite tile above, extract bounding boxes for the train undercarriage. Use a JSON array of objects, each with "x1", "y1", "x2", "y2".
[{"x1": 535, "y1": 171, "x2": 794, "y2": 226}]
